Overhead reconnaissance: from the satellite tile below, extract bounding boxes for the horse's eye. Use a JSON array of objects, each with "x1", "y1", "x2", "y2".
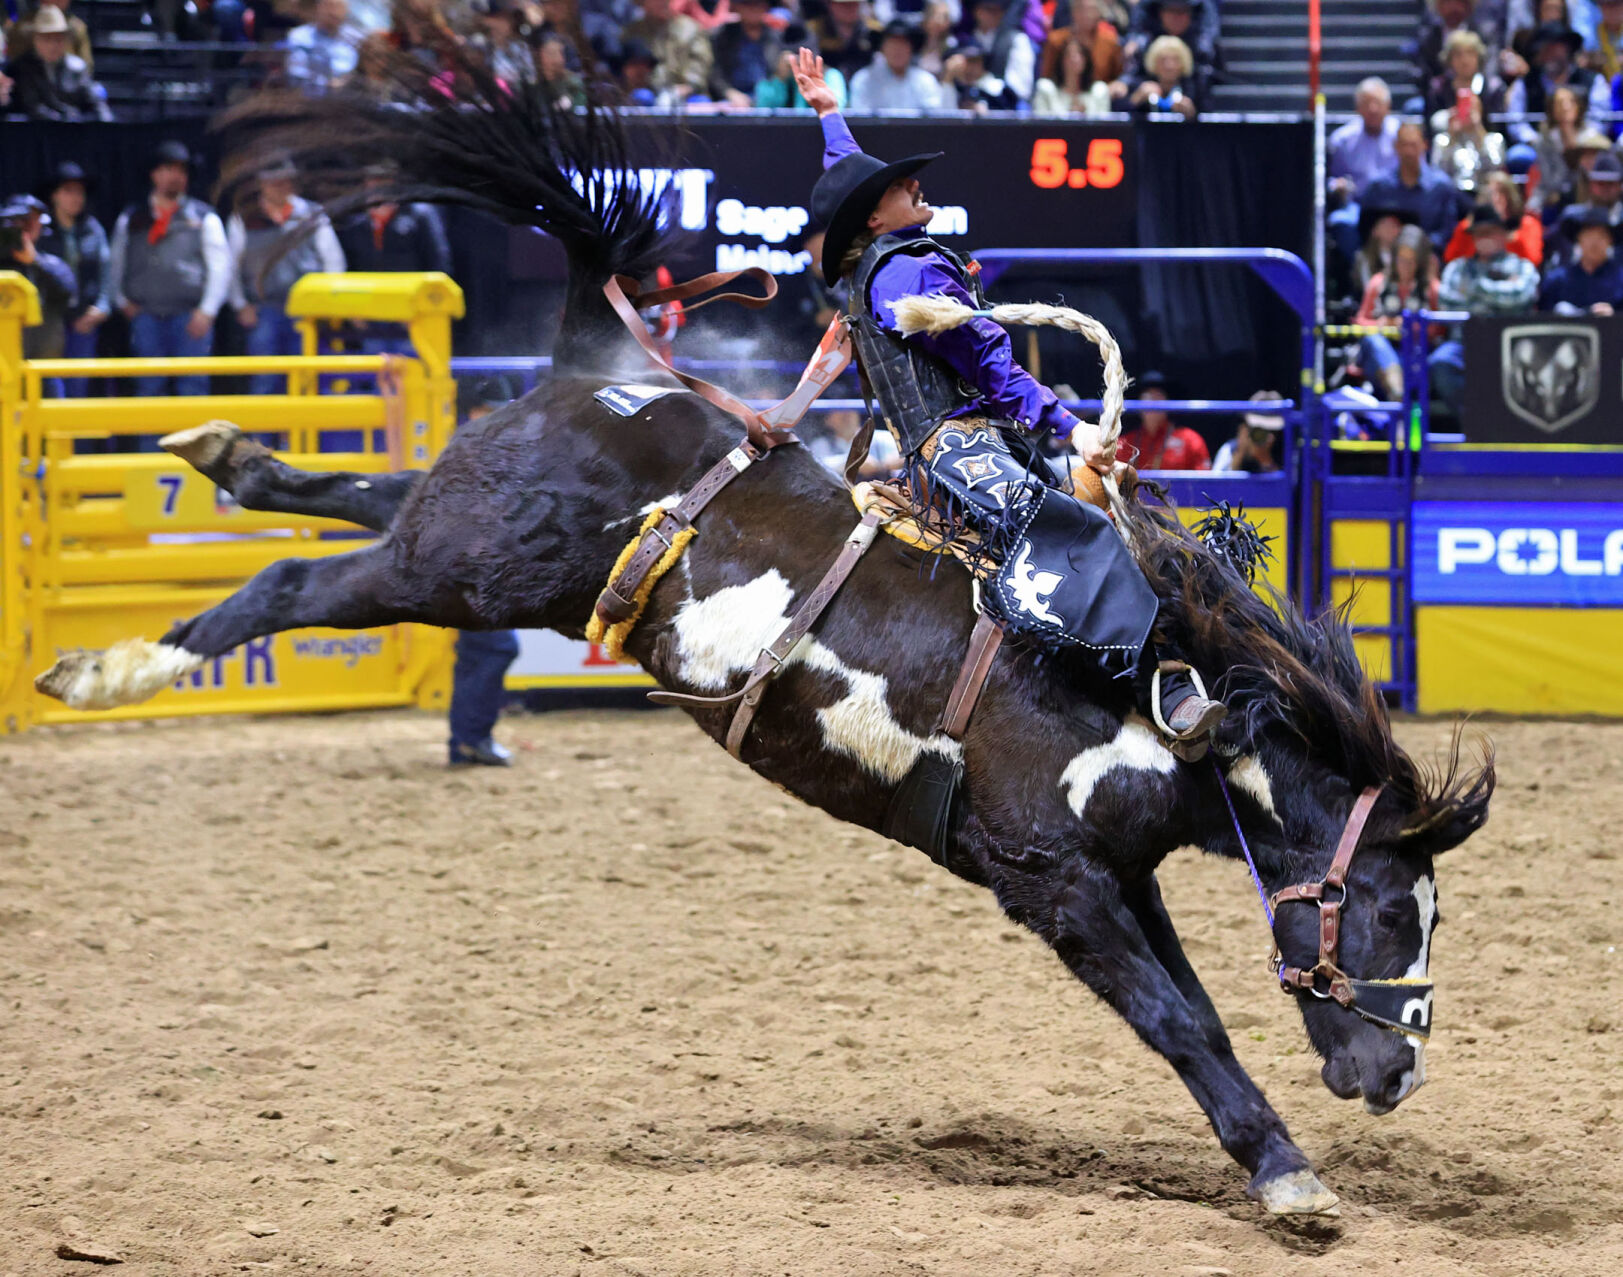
[{"x1": 1377, "y1": 906, "x2": 1408, "y2": 930}]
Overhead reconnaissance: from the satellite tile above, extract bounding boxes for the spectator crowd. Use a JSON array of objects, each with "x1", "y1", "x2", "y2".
[
  {"x1": 0, "y1": 0, "x2": 1227, "y2": 121},
  {"x1": 1326, "y1": 0, "x2": 1623, "y2": 424}
]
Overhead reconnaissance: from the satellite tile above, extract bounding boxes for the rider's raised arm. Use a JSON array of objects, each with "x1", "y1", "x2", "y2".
[
  {"x1": 794, "y1": 47, "x2": 860, "y2": 170},
  {"x1": 872, "y1": 253, "x2": 1083, "y2": 442}
]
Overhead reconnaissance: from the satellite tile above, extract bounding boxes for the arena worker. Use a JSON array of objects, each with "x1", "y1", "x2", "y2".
[
  {"x1": 108, "y1": 141, "x2": 231, "y2": 399},
  {"x1": 1118, "y1": 371, "x2": 1211, "y2": 470},
  {"x1": 791, "y1": 46, "x2": 1226, "y2": 760}
]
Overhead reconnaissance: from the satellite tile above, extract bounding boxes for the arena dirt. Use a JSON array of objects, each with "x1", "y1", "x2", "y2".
[{"x1": 0, "y1": 709, "x2": 1618, "y2": 1276}]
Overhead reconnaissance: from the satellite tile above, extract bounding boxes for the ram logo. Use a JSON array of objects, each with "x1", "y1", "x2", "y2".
[{"x1": 1501, "y1": 324, "x2": 1599, "y2": 434}]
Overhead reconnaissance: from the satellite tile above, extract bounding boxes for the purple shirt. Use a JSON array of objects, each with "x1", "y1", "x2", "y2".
[
  {"x1": 1327, "y1": 116, "x2": 1398, "y2": 198},
  {"x1": 821, "y1": 113, "x2": 1081, "y2": 439}
]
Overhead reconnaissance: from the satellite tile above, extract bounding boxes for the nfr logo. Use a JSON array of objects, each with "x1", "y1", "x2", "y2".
[
  {"x1": 1414, "y1": 502, "x2": 1623, "y2": 606},
  {"x1": 1439, "y1": 526, "x2": 1623, "y2": 576}
]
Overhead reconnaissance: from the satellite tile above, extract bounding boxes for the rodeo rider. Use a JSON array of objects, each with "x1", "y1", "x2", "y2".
[{"x1": 791, "y1": 48, "x2": 1225, "y2": 759}]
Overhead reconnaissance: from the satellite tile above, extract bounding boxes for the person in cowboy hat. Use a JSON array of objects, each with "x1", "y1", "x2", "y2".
[
  {"x1": 1502, "y1": 21, "x2": 1607, "y2": 127},
  {"x1": 848, "y1": 17, "x2": 944, "y2": 110},
  {"x1": 0, "y1": 194, "x2": 77, "y2": 364},
  {"x1": 1540, "y1": 205, "x2": 1623, "y2": 314},
  {"x1": 225, "y1": 153, "x2": 346, "y2": 397},
  {"x1": 791, "y1": 47, "x2": 1226, "y2": 758},
  {"x1": 36, "y1": 160, "x2": 110, "y2": 396},
  {"x1": 1, "y1": 3, "x2": 108, "y2": 119}
]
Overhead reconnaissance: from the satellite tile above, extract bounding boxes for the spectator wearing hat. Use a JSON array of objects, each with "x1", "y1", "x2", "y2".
[
  {"x1": 623, "y1": 0, "x2": 713, "y2": 104},
  {"x1": 1548, "y1": 147, "x2": 1623, "y2": 259},
  {"x1": 1503, "y1": 22, "x2": 1607, "y2": 144},
  {"x1": 1361, "y1": 120, "x2": 1472, "y2": 254},
  {"x1": 532, "y1": 30, "x2": 585, "y2": 104},
  {"x1": 2, "y1": 4, "x2": 108, "y2": 119},
  {"x1": 1588, "y1": 0, "x2": 1623, "y2": 78},
  {"x1": 109, "y1": 142, "x2": 231, "y2": 399},
  {"x1": 710, "y1": 0, "x2": 783, "y2": 106},
  {"x1": 286, "y1": 0, "x2": 363, "y2": 94},
  {"x1": 1213, "y1": 392, "x2": 1286, "y2": 475},
  {"x1": 226, "y1": 156, "x2": 346, "y2": 397},
  {"x1": 1353, "y1": 202, "x2": 1417, "y2": 294},
  {"x1": 755, "y1": 31, "x2": 850, "y2": 107},
  {"x1": 1354, "y1": 224, "x2": 1440, "y2": 401},
  {"x1": 849, "y1": 19, "x2": 944, "y2": 109},
  {"x1": 473, "y1": 0, "x2": 535, "y2": 85},
  {"x1": 1119, "y1": 372, "x2": 1211, "y2": 470},
  {"x1": 36, "y1": 161, "x2": 109, "y2": 397},
  {"x1": 808, "y1": 0, "x2": 879, "y2": 83},
  {"x1": 958, "y1": 0, "x2": 1035, "y2": 101},
  {"x1": 1127, "y1": 33, "x2": 1197, "y2": 116},
  {"x1": 944, "y1": 41, "x2": 1019, "y2": 109},
  {"x1": 617, "y1": 37, "x2": 661, "y2": 101},
  {"x1": 3, "y1": 0, "x2": 93, "y2": 74},
  {"x1": 1540, "y1": 205, "x2": 1623, "y2": 311},
  {"x1": 1033, "y1": 27, "x2": 1110, "y2": 115},
  {"x1": 1430, "y1": 204, "x2": 1540, "y2": 416},
  {"x1": 2, "y1": 196, "x2": 77, "y2": 365},
  {"x1": 1442, "y1": 170, "x2": 1543, "y2": 262}
]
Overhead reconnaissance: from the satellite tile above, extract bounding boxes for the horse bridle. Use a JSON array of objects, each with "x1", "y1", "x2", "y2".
[{"x1": 1223, "y1": 777, "x2": 1434, "y2": 1041}]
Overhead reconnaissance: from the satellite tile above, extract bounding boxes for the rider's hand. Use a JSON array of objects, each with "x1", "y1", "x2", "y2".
[
  {"x1": 1072, "y1": 420, "x2": 1119, "y2": 472},
  {"x1": 793, "y1": 47, "x2": 840, "y2": 117}
]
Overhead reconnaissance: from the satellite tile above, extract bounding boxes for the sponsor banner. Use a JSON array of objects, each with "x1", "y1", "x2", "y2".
[
  {"x1": 1412, "y1": 501, "x2": 1623, "y2": 605},
  {"x1": 1462, "y1": 316, "x2": 1623, "y2": 445},
  {"x1": 508, "y1": 629, "x2": 654, "y2": 689}
]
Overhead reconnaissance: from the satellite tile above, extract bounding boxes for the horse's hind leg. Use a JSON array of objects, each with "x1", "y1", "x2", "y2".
[
  {"x1": 35, "y1": 544, "x2": 427, "y2": 711},
  {"x1": 161, "y1": 421, "x2": 422, "y2": 532},
  {"x1": 1036, "y1": 862, "x2": 1338, "y2": 1216}
]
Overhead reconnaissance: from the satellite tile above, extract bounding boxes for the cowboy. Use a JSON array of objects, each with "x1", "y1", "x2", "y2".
[{"x1": 791, "y1": 47, "x2": 1225, "y2": 757}]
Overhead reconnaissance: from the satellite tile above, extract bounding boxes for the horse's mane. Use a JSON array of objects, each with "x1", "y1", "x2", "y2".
[{"x1": 1119, "y1": 498, "x2": 1489, "y2": 824}]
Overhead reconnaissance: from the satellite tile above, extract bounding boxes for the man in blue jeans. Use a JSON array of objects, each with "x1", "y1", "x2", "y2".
[
  {"x1": 448, "y1": 378, "x2": 521, "y2": 766},
  {"x1": 108, "y1": 141, "x2": 231, "y2": 399}
]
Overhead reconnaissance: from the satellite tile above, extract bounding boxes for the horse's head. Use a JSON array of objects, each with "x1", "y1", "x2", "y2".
[{"x1": 1262, "y1": 769, "x2": 1490, "y2": 1115}]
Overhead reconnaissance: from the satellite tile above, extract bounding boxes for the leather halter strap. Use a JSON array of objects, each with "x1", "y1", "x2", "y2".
[
  {"x1": 1271, "y1": 785, "x2": 1385, "y2": 1004},
  {"x1": 604, "y1": 271, "x2": 797, "y2": 454}
]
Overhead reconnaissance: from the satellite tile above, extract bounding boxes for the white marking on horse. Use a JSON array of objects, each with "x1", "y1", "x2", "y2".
[
  {"x1": 604, "y1": 494, "x2": 684, "y2": 531},
  {"x1": 1059, "y1": 715, "x2": 1176, "y2": 817},
  {"x1": 34, "y1": 639, "x2": 206, "y2": 711},
  {"x1": 1396, "y1": 872, "x2": 1438, "y2": 1097},
  {"x1": 669, "y1": 571, "x2": 960, "y2": 783},
  {"x1": 1228, "y1": 755, "x2": 1280, "y2": 822}
]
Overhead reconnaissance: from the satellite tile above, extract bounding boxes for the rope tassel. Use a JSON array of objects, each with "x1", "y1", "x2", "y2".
[{"x1": 884, "y1": 292, "x2": 1133, "y2": 531}]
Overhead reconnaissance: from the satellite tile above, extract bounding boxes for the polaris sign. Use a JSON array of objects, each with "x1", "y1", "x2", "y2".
[{"x1": 1413, "y1": 501, "x2": 1623, "y2": 606}]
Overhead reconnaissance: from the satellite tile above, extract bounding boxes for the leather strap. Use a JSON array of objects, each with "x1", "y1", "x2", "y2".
[
  {"x1": 648, "y1": 511, "x2": 884, "y2": 758},
  {"x1": 605, "y1": 273, "x2": 797, "y2": 454},
  {"x1": 627, "y1": 267, "x2": 779, "y2": 313},
  {"x1": 938, "y1": 611, "x2": 1004, "y2": 740},
  {"x1": 594, "y1": 441, "x2": 761, "y2": 627}
]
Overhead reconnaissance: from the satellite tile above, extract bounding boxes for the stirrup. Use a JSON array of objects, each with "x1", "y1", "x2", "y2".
[{"x1": 1150, "y1": 662, "x2": 1224, "y2": 763}]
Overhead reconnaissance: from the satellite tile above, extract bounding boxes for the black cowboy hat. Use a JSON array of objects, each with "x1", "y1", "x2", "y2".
[
  {"x1": 1356, "y1": 201, "x2": 1419, "y2": 242},
  {"x1": 1573, "y1": 204, "x2": 1618, "y2": 236},
  {"x1": 39, "y1": 160, "x2": 95, "y2": 201},
  {"x1": 149, "y1": 139, "x2": 192, "y2": 170},
  {"x1": 812, "y1": 146, "x2": 942, "y2": 281},
  {"x1": 1467, "y1": 203, "x2": 1507, "y2": 232},
  {"x1": 878, "y1": 17, "x2": 924, "y2": 48},
  {"x1": 1528, "y1": 22, "x2": 1583, "y2": 57}
]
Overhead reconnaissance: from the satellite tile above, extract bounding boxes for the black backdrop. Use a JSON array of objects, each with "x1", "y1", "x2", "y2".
[{"x1": 3, "y1": 118, "x2": 1313, "y2": 407}]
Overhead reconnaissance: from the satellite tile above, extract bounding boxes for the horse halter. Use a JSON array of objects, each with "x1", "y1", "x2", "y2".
[{"x1": 1219, "y1": 775, "x2": 1434, "y2": 1041}]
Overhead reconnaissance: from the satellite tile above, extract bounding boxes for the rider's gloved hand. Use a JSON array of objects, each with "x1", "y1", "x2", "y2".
[{"x1": 1048, "y1": 405, "x2": 1118, "y2": 473}]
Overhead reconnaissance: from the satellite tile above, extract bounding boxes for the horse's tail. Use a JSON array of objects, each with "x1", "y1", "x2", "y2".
[{"x1": 218, "y1": 54, "x2": 671, "y2": 374}]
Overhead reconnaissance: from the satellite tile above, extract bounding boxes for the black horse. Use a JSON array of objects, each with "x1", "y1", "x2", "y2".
[{"x1": 35, "y1": 60, "x2": 1493, "y2": 1216}]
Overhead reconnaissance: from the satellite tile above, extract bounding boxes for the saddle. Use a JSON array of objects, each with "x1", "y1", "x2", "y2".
[{"x1": 586, "y1": 270, "x2": 1010, "y2": 865}]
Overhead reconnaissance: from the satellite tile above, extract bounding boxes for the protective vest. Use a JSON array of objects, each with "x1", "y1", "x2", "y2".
[
  {"x1": 848, "y1": 232, "x2": 983, "y2": 456},
  {"x1": 235, "y1": 197, "x2": 332, "y2": 307},
  {"x1": 121, "y1": 197, "x2": 213, "y2": 316}
]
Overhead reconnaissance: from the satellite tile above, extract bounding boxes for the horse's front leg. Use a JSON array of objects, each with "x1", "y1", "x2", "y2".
[{"x1": 1037, "y1": 862, "x2": 1339, "y2": 1216}]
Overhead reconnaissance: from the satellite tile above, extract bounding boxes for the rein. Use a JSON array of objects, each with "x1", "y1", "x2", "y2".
[{"x1": 1213, "y1": 764, "x2": 1433, "y2": 1040}]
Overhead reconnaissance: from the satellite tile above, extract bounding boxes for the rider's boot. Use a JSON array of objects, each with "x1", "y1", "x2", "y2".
[{"x1": 1151, "y1": 660, "x2": 1226, "y2": 763}]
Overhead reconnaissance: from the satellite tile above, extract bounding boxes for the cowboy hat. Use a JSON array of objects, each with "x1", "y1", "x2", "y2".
[{"x1": 811, "y1": 147, "x2": 942, "y2": 282}]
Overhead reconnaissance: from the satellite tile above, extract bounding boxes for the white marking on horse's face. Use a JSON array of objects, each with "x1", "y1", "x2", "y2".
[
  {"x1": 1228, "y1": 755, "x2": 1279, "y2": 822},
  {"x1": 603, "y1": 494, "x2": 683, "y2": 532},
  {"x1": 1059, "y1": 715, "x2": 1177, "y2": 817},
  {"x1": 1396, "y1": 872, "x2": 1438, "y2": 1095},
  {"x1": 669, "y1": 571, "x2": 959, "y2": 783}
]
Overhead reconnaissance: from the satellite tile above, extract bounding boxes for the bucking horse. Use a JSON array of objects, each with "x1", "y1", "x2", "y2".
[{"x1": 34, "y1": 55, "x2": 1493, "y2": 1216}]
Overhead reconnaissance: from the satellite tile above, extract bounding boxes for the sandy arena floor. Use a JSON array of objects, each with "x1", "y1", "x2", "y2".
[{"x1": 0, "y1": 709, "x2": 1618, "y2": 1276}]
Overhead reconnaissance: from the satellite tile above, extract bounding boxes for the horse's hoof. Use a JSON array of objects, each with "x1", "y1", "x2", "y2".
[
  {"x1": 160, "y1": 420, "x2": 241, "y2": 470},
  {"x1": 1248, "y1": 1168, "x2": 1342, "y2": 1217},
  {"x1": 34, "y1": 640, "x2": 203, "y2": 711}
]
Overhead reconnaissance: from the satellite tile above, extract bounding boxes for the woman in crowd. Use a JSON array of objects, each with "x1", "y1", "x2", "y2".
[
  {"x1": 916, "y1": 0, "x2": 957, "y2": 77},
  {"x1": 1128, "y1": 33, "x2": 1196, "y2": 117},
  {"x1": 1429, "y1": 90, "x2": 1506, "y2": 193},
  {"x1": 1041, "y1": 0, "x2": 1122, "y2": 86},
  {"x1": 1033, "y1": 30, "x2": 1111, "y2": 115},
  {"x1": 1425, "y1": 29, "x2": 1506, "y2": 122},
  {"x1": 473, "y1": 0, "x2": 536, "y2": 84},
  {"x1": 533, "y1": 29, "x2": 585, "y2": 102},
  {"x1": 1442, "y1": 170, "x2": 1544, "y2": 264},
  {"x1": 1354, "y1": 224, "x2": 1440, "y2": 401},
  {"x1": 1355, "y1": 203, "x2": 1410, "y2": 294},
  {"x1": 1529, "y1": 85, "x2": 1588, "y2": 213},
  {"x1": 36, "y1": 160, "x2": 108, "y2": 398}
]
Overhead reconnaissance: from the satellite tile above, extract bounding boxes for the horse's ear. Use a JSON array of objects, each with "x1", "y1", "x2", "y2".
[{"x1": 1399, "y1": 757, "x2": 1496, "y2": 855}]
